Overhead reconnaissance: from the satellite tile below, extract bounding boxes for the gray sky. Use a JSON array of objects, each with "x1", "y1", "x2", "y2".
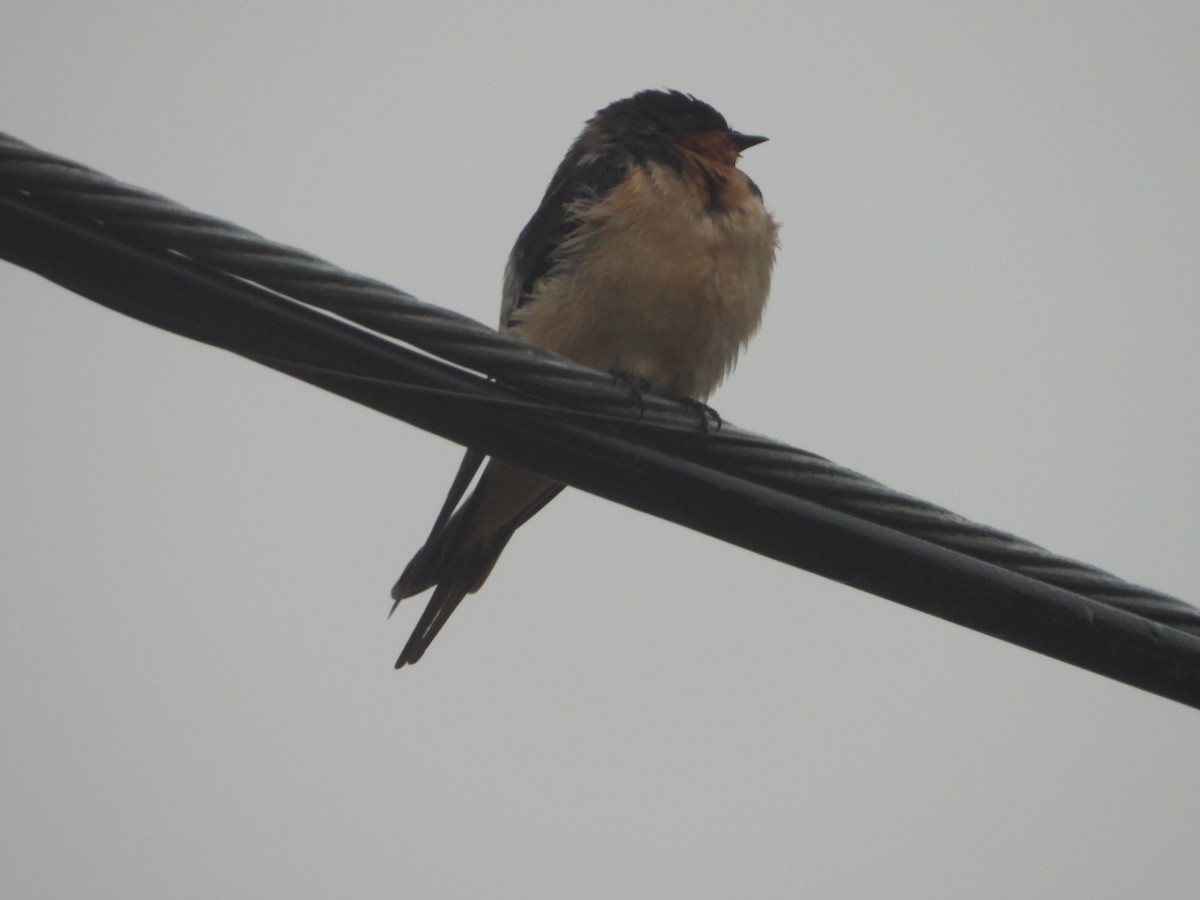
[{"x1": 3, "y1": 3, "x2": 1199, "y2": 898}]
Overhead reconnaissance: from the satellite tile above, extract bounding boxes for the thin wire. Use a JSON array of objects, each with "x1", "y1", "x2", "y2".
[{"x1": 1, "y1": 130, "x2": 1198, "y2": 639}]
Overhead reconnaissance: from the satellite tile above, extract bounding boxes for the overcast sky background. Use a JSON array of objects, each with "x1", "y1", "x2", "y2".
[{"x1": 3, "y1": 3, "x2": 1199, "y2": 898}]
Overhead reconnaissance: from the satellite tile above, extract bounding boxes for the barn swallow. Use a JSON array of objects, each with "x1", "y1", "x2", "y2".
[{"x1": 391, "y1": 89, "x2": 779, "y2": 666}]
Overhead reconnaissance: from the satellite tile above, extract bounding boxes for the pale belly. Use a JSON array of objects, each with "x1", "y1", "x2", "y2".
[{"x1": 511, "y1": 164, "x2": 778, "y2": 400}]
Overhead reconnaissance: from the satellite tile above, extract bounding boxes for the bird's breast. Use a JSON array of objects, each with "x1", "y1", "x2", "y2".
[{"x1": 512, "y1": 162, "x2": 778, "y2": 400}]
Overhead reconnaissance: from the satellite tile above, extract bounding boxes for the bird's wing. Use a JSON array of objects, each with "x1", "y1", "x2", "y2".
[{"x1": 501, "y1": 145, "x2": 632, "y2": 328}]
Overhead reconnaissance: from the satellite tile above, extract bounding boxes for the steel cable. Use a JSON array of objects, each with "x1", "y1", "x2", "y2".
[{"x1": 2, "y1": 130, "x2": 1197, "y2": 639}]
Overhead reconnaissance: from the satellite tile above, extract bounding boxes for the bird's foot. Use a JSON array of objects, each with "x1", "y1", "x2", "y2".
[
  {"x1": 678, "y1": 397, "x2": 722, "y2": 436},
  {"x1": 610, "y1": 371, "x2": 651, "y2": 419}
]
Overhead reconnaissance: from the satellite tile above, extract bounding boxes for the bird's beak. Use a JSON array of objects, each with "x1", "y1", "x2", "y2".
[{"x1": 729, "y1": 131, "x2": 768, "y2": 151}]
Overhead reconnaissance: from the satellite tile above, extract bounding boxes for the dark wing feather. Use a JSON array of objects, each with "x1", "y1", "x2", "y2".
[{"x1": 503, "y1": 145, "x2": 633, "y2": 327}]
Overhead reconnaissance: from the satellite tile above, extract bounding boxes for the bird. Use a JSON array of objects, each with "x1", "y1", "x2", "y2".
[{"x1": 390, "y1": 89, "x2": 779, "y2": 667}]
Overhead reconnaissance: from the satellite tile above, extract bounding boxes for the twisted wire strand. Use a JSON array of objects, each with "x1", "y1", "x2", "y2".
[{"x1": 2, "y1": 131, "x2": 1197, "y2": 636}]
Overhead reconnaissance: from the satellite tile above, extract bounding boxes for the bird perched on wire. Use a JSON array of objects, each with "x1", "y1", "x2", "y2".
[{"x1": 391, "y1": 89, "x2": 779, "y2": 666}]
